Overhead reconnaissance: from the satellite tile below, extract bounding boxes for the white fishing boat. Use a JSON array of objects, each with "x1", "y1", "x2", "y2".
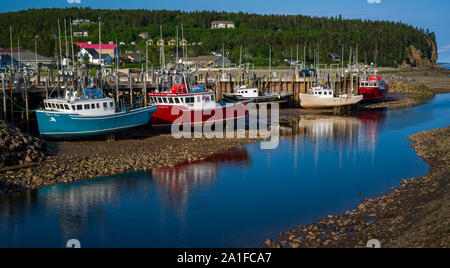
[
  {"x1": 222, "y1": 85, "x2": 293, "y2": 104},
  {"x1": 299, "y1": 86, "x2": 363, "y2": 109}
]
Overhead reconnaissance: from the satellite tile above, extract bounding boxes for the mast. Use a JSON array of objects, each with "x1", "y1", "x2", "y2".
[
  {"x1": 160, "y1": 25, "x2": 165, "y2": 69},
  {"x1": 58, "y1": 19, "x2": 62, "y2": 70},
  {"x1": 70, "y1": 18, "x2": 75, "y2": 69},
  {"x1": 98, "y1": 17, "x2": 102, "y2": 90},
  {"x1": 269, "y1": 45, "x2": 272, "y2": 75},
  {"x1": 10, "y1": 26, "x2": 13, "y2": 68},
  {"x1": 176, "y1": 26, "x2": 179, "y2": 62},
  {"x1": 64, "y1": 18, "x2": 69, "y2": 66},
  {"x1": 17, "y1": 37, "x2": 20, "y2": 68}
]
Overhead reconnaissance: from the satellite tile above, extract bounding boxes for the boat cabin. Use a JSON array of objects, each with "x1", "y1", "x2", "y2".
[
  {"x1": 309, "y1": 87, "x2": 335, "y2": 98},
  {"x1": 43, "y1": 90, "x2": 116, "y2": 117},
  {"x1": 149, "y1": 92, "x2": 218, "y2": 110},
  {"x1": 234, "y1": 86, "x2": 258, "y2": 98}
]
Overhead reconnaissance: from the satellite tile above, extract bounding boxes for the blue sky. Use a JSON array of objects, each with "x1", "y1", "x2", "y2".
[{"x1": 2, "y1": 0, "x2": 450, "y2": 62}]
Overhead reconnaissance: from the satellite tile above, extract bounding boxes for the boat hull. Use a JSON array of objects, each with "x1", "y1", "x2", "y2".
[
  {"x1": 36, "y1": 106, "x2": 157, "y2": 139},
  {"x1": 151, "y1": 102, "x2": 248, "y2": 131},
  {"x1": 222, "y1": 93, "x2": 293, "y2": 104},
  {"x1": 359, "y1": 86, "x2": 388, "y2": 101},
  {"x1": 299, "y1": 94, "x2": 363, "y2": 109}
]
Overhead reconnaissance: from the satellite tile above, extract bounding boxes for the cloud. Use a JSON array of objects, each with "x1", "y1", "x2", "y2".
[
  {"x1": 367, "y1": 0, "x2": 382, "y2": 3},
  {"x1": 67, "y1": 0, "x2": 81, "y2": 3},
  {"x1": 438, "y1": 45, "x2": 450, "y2": 53}
]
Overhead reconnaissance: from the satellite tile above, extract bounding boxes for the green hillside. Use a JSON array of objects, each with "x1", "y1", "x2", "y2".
[{"x1": 0, "y1": 8, "x2": 438, "y2": 67}]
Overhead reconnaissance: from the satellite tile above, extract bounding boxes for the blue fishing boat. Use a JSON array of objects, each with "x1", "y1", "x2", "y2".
[{"x1": 36, "y1": 87, "x2": 157, "y2": 139}]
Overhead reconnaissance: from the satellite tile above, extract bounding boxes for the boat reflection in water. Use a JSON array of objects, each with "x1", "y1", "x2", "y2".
[
  {"x1": 150, "y1": 149, "x2": 251, "y2": 216},
  {"x1": 279, "y1": 109, "x2": 387, "y2": 168},
  {"x1": 0, "y1": 148, "x2": 251, "y2": 247}
]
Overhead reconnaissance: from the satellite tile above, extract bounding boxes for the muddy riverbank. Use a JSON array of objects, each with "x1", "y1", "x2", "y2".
[
  {"x1": 0, "y1": 130, "x2": 260, "y2": 195},
  {"x1": 264, "y1": 126, "x2": 449, "y2": 248}
]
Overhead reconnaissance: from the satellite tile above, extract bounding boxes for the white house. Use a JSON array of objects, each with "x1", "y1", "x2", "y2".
[
  {"x1": 211, "y1": 21, "x2": 235, "y2": 29},
  {"x1": 73, "y1": 30, "x2": 90, "y2": 37}
]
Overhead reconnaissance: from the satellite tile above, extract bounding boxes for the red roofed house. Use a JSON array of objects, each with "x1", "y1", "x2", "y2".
[{"x1": 75, "y1": 43, "x2": 119, "y2": 65}]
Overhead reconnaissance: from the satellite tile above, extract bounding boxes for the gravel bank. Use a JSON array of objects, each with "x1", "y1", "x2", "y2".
[
  {"x1": 0, "y1": 132, "x2": 260, "y2": 195},
  {"x1": 0, "y1": 121, "x2": 46, "y2": 169},
  {"x1": 264, "y1": 126, "x2": 449, "y2": 248}
]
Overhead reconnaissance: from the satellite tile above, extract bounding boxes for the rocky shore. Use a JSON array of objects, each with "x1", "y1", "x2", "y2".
[
  {"x1": 264, "y1": 126, "x2": 449, "y2": 248},
  {"x1": 0, "y1": 121, "x2": 46, "y2": 169},
  {"x1": 0, "y1": 132, "x2": 260, "y2": 195}
]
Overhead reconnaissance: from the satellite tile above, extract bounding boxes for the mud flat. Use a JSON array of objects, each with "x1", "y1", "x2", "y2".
[
  {"x1": 0, "y1": 131, "x2": 260, "y2": 195},
  {"x1": 264, "y1": 126, "x2": 449, "y2": 248}
]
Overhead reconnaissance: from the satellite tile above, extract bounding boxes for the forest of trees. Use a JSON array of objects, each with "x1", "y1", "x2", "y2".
[{"x1": 0, "y1": 8, "x2": 438, "y2": 67}]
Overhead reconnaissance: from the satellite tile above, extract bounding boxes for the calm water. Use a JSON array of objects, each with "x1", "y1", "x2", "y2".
[{"x1": 1, "y1": 94, "x2": 450, "y2": 248}]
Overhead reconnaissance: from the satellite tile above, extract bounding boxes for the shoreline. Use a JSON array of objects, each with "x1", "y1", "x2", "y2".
[
  {"x1": 0, "y1": 131, "x2": 260, "y2": 195},
  {"x1": 264, "y1": 126, "x2": 449, "y2": 248}
]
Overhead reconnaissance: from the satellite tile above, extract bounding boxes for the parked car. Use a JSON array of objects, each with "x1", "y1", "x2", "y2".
[{"x1": 300, "y1": 69, "x2": 317, "y2": 77}]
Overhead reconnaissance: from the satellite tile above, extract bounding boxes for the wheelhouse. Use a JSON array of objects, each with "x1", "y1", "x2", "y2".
[
  {"x1": 43, "y1": 98, "x2": 116, "y2": 116},
  {"x1": 149, "y1": 92, "x2": 217, "y2": 109},
  {"x1": 309, "y1": 87, "x2": 334, "y2": 98}
]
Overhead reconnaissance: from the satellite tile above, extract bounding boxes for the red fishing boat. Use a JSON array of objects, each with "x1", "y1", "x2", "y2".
[
  {"x1": 358, "y1": 74, "x2": 390, "y2": 101},
  {"x1": 148, "y1": 84, "x2": 249, "y2": 130}
]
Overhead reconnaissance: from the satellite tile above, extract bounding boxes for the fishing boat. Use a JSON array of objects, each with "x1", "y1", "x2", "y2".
[
  {"x1": 299, "y1": 86, "x2": 363, "y2": 109},
  {"x1": 148, "y1": 84, "x2": 249, "y2": 131},
  {"x1": 222, "y1": 85, "x2": 293, "y2": 104},
  {"x1": 36, "y1": 87, "x2": 157, "y2": 139},
  {"x1": 359, "y1": 70, "x2": 390, "y2": 101}
]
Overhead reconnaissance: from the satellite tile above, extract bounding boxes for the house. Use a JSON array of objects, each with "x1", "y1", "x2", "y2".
[
  {"x1": 180, "y1": 39, "x2": 188, "y2": 46},
  {"x1": 157, "y1": 39, "x2": 165, "y2": 46},
  {"x1": 0, "y1": 49, "x2": 54, "y2": 68},
  {"x1": 0, "y1": 54, "x2": 21, "y2": 68},
  {"x1": 328, "y1": 53, "x2": 342, "y2": 62},
  {"x1": 184, "y1": 55, "x2": 232, "y2": 67},
  {"x1": 75, "y1": 43, "x2": 119, "y2": 60},
  {"x1": 73, "y1": 30, "x2": 90, "y2": 37},
  {"x1": 168, "y1": 39, "x2": 177, "y2": 46},
  {"x1": 211, "y1": 21, "x2": 235, "y2": 29},
  {"x1": 146, "y1": 39, "x2": 154, "y2": 46},
  {"x1": 79, "y1": 48, "x2": 113, "y2": 66},
  {"x1": 139, "y1": 32, "x2": 150, "y2": 39},
  {"x1": 72, "y1": 19, "x2": 91, "y2": 25}
]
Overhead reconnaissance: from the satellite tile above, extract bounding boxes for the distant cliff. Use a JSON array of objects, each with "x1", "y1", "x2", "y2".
[{"x1": 0, "y1": 8, "x2": 438, "y2": 67}]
